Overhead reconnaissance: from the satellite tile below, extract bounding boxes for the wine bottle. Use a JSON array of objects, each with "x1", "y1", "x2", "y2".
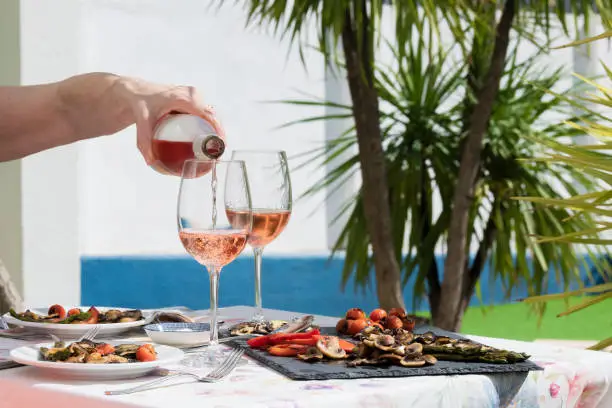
[{"x1": 151, "y1": 111, "x2": 226, "y2": 176}]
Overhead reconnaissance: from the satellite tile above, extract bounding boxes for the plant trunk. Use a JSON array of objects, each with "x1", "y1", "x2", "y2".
[
  {"x1": 421, "y1": 158, "x2": 441, "y2": 320},
  {"x1": 437, "y1": 0, "x2": 516, "y2": 331},
  {"x1": 0, "y1": 257, "x2": 23, "y2": 315},
  {"x1": 341, "y1": 6, "x2": 404, "y2": 310},
  {"x1": 455, "y1": 206, "x2": 498, "y2": 327}
]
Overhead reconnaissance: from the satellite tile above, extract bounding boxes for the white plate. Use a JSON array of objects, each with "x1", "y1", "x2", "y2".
[
  {"x1": 10, "y1": 341, "x2": 184, "y2": 380},
  {"x1": 3, "y1": 306, "x2": 151, "y2": 338},
  {"x1": 145, "y1": 323, "x2": 210, "y2": 348}
]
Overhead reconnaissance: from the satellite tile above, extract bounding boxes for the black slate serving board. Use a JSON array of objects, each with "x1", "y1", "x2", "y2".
[{"x1": 226, "y1": 325, "x2": 542, "y2": 381}]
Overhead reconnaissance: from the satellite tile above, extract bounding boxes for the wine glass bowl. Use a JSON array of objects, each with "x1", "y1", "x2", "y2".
[
  {"x1": 229, "y1": 150, "x2": 292, "y2": 322},
  {"x1": 179, "y1": 229, "x2": 248, "y2": 268},
  {"x1": 177, "y1": 159, "x2": 252, "y2": 367}
]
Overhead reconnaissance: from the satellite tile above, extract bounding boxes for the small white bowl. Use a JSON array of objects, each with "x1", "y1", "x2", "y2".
[{"x1": 145, "y1": 323, "x2": 210, "y2": 347}]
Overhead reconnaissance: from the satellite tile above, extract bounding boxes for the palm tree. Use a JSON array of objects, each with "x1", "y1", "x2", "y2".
[{"x1": 230, "y1": 0, "x2": 608, "y2": 330}]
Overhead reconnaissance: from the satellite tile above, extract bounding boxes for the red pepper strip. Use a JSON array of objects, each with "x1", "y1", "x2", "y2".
[
  {"x1": 337, "y1": 338, "x2": 357, "y2": 353},
  {"x1": 267, "y1": 329, "x2": 321, "y2": 346},
  {"x1": 275, "y1": 335, "x2": 321, "y2": 346},
  {"x1": 268, "y1": 344, "x2": 308, "y2": 357},
  {"x1": 247, "y1": 336, "x2": 270, "y2": 349},
  {"x1": 247, "y1": 329, "x2": 321, "y2": 349}
]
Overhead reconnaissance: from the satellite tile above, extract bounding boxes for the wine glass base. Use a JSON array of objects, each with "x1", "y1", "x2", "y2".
[
  {"x1": 250, "y1": 312, "x2": 265, "y2": 323},
  {"x1": 180, "y1": 346, "x2": 247, "y2": 369}
]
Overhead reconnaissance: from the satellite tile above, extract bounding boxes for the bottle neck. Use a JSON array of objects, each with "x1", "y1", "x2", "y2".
[{"x1": 194, "y1": 134, "x2": 225, "y2": 159}]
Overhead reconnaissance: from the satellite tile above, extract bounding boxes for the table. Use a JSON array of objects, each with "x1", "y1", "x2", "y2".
[{"x1": 1, "y1": 306, "x2": 610, "y2": 408}]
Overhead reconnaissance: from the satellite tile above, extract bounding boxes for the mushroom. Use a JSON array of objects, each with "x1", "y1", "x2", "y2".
[
  {"x1": 373, "y1": 335, "x2": 396, "y2": 352},
  {"x1": 404, "y1": 342, "x2": 423, "y2": 357},
  {"x1": 399, "y1": 356, "x2": 426, "y2": 367},
  {"x1": 297, "y1": 347, "x2": 324, "y2": 362},
  {"x1": 378, "y1": 353, "x2": 403, "y2": 364},
  {"x1": 316, "y1": 336, "x2": 347, "y2": 359}
]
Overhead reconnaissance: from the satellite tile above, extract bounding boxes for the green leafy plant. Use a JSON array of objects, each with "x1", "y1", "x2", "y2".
[
  {"x1": 289, "y1": 29, "x2": 605, "y2": 325},
  {"x1": 230, "y1": 0, "x2": 610, "y2": 331},
  {"x1": 516, "y1": 32, "x2": 612, "y2": 350}
]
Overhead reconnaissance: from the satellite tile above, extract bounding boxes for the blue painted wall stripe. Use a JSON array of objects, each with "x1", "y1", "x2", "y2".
[{"x1": 81, "y1": 255, "x2": 593, "y2": 317}]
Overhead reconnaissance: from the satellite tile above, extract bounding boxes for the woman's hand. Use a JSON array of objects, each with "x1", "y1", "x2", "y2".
[{"x1": 113, "y1": 76, "x2": 221, "y2": 164}]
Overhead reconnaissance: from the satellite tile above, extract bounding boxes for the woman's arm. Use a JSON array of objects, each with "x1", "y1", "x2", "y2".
[
  {"x1": 0, "y1": 80, "x2": 75, "y2": 161},
  {"x1": 0, "y1": 72, "x2": 214, "y2": 163}
]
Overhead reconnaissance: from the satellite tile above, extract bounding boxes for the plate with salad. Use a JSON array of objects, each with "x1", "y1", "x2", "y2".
[{"x1": 3, "y1": 305, "x2": 151, "y2": 337}]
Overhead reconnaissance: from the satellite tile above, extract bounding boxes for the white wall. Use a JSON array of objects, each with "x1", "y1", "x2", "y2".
[{"x1": 19, "y1": 0, "x2": 83, "y2": 305}]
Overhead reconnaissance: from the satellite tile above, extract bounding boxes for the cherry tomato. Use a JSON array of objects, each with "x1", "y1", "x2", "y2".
[
  {"x1": 335, "y1": 318, "x2": 348, "y2": 335},
  {"x1": 389, "y1": 307, "x2": 407, "y2": 319},
  {"x1": 402, "y1": 318, "x2": 415, "y2": 332},
  {"x1": 47, "y1": 305, "x2": 66, "y2": 319},
  {"x1": 96, "y1": 343, "x2": 116, "y2": 356},
  {"x1": 83, "y1": 306, "x2": 100, "y2": 324},
  {"x1": 345, "y1": 308, "x2": 366, "y2": 320},
  {"x1": 369, "y1": 308, "x2": 387, "y2": 322},
  {"x1": 136, "y1": 344, "x2": 157, "y2": 362},
  {"x1": 346, "y1": 318, "x2": 368, "y2": 335},
  {"x1": 67, "y1": 308, "x2": 81, "y2": 317},
  {"x1": 386, "y1": 315, "x2": 403, "y2": 329}
]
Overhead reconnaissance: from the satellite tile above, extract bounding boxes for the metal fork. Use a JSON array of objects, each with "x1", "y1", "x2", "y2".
[
  {"x1": 47, "y1": 326, "x2": 99, "y2": 344},
  {"x1": 76, "y1": 326, "x2": 100, "y2": 342},
  {"x1": 0, "y1": 316, "x2": 9, "y2": 330},
  {"x1": 105, "y1": 348, "x2": 245, "y2": 395}
]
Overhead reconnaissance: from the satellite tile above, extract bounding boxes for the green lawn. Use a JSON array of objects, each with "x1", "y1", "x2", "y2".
[{"x1": 457, "y1": 298, "x2": 611, "y2": 341}]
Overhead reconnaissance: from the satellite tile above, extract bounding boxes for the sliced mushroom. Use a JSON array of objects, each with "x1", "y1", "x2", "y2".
[
  {"x1": 363, "y1": 339, "x2": 376, "y2": 348},
  {"x1": 355, "y1": 343, "x2": 374, "y2": 358},
  {"x1": 400, "y1": 356, "x2": 426, "y2": 367},
  {"x1": 297, "y1": 347, "x2": 324, "y2": 362},
  {"x1": 347, "y1": 358, "x2": 369, "y2": 367},
  {"x1": 422, "y1": 354, "x2": 437, "y2": 365},
  {"x1": 65, "y1": 354, "x2": 86, "y2": 363},
  {"x1": 404, "y1": 342, "x2": 423, "y2": 356},
  {"x1": 393, "y1": 330, "x2": 414, "y2": 345},
  {"x1": 373, "y1": 335, "x2": 396, "y2": 352},
  {"x1": 415, "y1": 331, "x2": 436, "y2": 344},
  {"x1": 104, "y1": 354, "x2": 129, "y2": 364},
  {"x1": 434, "y1": 336, "x2": 453, "y2": 345},
  {"x1": 378, "y1": 353, "x2": 403, "y2": 363},
  {"x1": 316, "y1": 336, "x2": 347, "y2": 359},
  {"x1": 119, "y1": 309, "x2": 143, "y2": 323}
]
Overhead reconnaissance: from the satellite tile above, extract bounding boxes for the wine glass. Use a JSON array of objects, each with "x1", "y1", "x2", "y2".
[
  {"x1": 229, "y1": 151, "x2": 292, "y2": 322},
  {"x1": 177, "y1": 159, "x2": 252, "y2": 367}
]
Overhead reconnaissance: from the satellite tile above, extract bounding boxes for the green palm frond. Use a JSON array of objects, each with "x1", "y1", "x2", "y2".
[{"x1": 517, "y1": 48, "x2": 612, "y2": 349}]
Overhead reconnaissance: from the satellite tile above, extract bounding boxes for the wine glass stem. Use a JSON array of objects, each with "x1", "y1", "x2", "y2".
[
  {"x1": 208, "y1": 266, "x2": 221, "y2": 347},
  {"x1": 252, "y1": 247, "x2": 264, "y2": 322}
]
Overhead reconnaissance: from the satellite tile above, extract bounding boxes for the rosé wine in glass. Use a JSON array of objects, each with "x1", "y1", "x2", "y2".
[
  {"x1": 179, "y1": 229, "x2": 248, "y2": 267},
  {"x1": 229, "y1": 151, "x2": 292, "y2": 322},
  {"x1": 226, "y1": 208, "x2": 291, "y2": 248}
]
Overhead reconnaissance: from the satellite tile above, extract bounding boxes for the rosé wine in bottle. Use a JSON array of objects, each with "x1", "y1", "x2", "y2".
[
  {"x1": 226, "y1": 208, "x2": 291, "y2": 248},
  {"x1": 179, "y1": 229, "x2": 248, "y2": 268},
  {"x1": 151, "y1": 112, "x2": 225, "y2": 176}
]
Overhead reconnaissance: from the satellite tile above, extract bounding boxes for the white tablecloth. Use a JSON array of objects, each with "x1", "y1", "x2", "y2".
[{"x1": 1, "y1": 306, "x2": 610, "y2": 408}]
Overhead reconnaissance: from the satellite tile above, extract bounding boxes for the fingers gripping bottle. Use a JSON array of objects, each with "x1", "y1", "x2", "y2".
[{"x1": 151, "y1": 111, "x2": 225, "y2": 176}]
